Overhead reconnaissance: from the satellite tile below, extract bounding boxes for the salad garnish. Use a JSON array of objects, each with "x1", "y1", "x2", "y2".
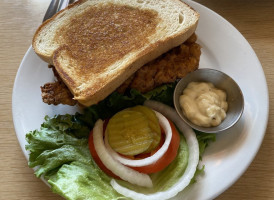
[{"x1": 26, "y1": 86, "x2": 215, "y2": 200}]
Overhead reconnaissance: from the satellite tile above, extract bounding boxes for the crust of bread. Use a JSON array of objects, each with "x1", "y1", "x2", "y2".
[
  {"x1": 33, "y1": 0, "x2": 199, "y2": 106},
  {"x1": 32, "y1": 0, "x2": 83, "y2": 64}
]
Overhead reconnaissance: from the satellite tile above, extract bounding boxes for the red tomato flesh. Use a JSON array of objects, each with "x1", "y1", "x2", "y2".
[
  {"x1": 88, "y1": 120, "x2": 180, "y2": 178},
  {"x1": 88, "y1": 130, "x2": 120, "y2": 179},
  {"x1": 130, "y1": 121, "x2": 180, "y2": 174}
]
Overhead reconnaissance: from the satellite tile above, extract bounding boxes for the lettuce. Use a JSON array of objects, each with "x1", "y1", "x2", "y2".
[
  {"x1": 47, "y1": 161, "x2": 126, "y2": 200},
  {"x1": 74, "y1": 83, "x2": 176, "y2": 129},
  {"x1": 142, "y1": 83, "x2": 177, "y2": 107},
  {"x1": 26, "y1": 115, "x2": 126, "y2": 200},
  {"x1": 115, "y1": 135, "x2": 189, "y2": 194},
  {"x1": 25, "y1": 86, "x2": 215, "y2": 200},
  {"x1": 194, "y1": 130, "x2": 216, "y2": 158},
  {"x1": 75, "y1": 89, "x2": 146, "y2": 129}
]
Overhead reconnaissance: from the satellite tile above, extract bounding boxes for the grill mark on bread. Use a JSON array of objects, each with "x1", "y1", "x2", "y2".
[{"x1": 54, "y1": 3, "x2": 159, "y2": 79}]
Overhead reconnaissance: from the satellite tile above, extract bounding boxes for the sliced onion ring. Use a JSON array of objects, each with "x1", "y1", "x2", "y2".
[
  {"x1": 93, "y1": 119, "x2": 153, "y2": 188},
  {"x1": 110, "y1": 100, "x2": 199, "y2": 200},
  {"x1": 104, "y1": 111, "x2": 172, "y2": 167}
]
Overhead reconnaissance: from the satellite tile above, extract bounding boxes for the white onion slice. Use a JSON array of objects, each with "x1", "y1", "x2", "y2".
[
  {"x1": 93, "y1": 119, "x2": 153, "y2": 188},
  {"x1": 110, "y1": 100, "x2": 199, "y2": 200},
  {"x1": 104, "y1": 111, "x2": 172, "y2": 167}
]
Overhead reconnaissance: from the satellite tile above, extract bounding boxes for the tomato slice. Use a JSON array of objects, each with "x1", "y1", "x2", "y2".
[
  {"x1": 88, "y1": 120, "x2": 180, "y2": 177},
  {"x1": 130, "y1": 120, "x2": 180, "y2": 174},
  {"x1": 134, "y1": 131, "x2": 165, "y2": 159},
  {"x1": 88, "y1": 130, "x2": 120, "y2": 179}
]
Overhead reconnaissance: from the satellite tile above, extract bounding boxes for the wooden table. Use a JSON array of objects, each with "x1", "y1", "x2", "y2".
[{"x1": 0, "y1": 0, "x2": 273, "y2": 199}]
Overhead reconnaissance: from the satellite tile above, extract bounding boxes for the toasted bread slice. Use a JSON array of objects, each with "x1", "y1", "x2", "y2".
[{"x1": 33, "y1": 0, "x2": 199, "y2": 106}]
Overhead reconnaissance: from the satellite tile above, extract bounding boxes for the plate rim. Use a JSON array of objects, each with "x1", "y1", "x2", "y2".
[
  {"x1": 187, "y1": 0, "x2": 269, "y2": 199},
  {"x1": 12, "y1": 1, "x2": 269, "y2": 199}
]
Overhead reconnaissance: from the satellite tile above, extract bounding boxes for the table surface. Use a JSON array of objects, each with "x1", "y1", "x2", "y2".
[{"x1": 1, "y1": 0, "x2": 273, "y2": 199}]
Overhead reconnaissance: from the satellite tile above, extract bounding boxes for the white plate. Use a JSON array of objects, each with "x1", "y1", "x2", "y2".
[{"x1": 12, "y1": 1, "x2": 269, "y2": 200}]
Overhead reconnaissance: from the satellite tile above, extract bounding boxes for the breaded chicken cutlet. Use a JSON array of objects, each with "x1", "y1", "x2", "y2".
[{"x1": 118, "y1": 34, "x2": 201, "y2": 93}]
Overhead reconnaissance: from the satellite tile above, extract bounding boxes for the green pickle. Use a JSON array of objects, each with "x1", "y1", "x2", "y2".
[
  {"x1": 128, "y1": 106, "x2": 161, "y2": 153},
  {"x1": 107, "y1": 106, "x2": 161, "y2": 156}
]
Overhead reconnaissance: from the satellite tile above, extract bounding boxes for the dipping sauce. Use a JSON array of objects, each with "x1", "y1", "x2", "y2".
[{"x1": 179, "y1": 82, "x2": 228, "y2": 127}]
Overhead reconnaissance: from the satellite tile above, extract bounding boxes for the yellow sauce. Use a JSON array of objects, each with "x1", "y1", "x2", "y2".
[{"x1": 179, "y1": 82, "x2": 228, "y2": 127}]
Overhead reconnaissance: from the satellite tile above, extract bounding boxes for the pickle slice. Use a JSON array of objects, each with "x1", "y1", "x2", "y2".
[
  {"x1": 107, "y1": 110, "x2": 154, "y2": 156},
  {"x1": 128, "y1": 106, "x2": 161, "y2": 152}
]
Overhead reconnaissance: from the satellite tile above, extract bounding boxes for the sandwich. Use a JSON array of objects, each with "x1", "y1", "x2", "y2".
[
  {"x1": 26, "y1": 1, "x2": 214, "y2": 200},
  {"x1": 32, "y1": 0, "x2": 200, "y2": 107}
]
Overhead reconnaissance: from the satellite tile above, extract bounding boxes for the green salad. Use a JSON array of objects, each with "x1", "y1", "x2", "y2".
[{"x1": 25, "y1": 84, "x2": 215, "y2": 200}]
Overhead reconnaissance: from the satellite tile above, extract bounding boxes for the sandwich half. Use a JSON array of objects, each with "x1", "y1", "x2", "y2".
[{"x1": 33, "y1": 0, "x2": 199, "y2": 106}]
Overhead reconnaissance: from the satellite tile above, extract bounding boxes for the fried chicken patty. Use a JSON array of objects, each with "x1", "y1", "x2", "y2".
[
  {"x1": 118, "y1": 34, "x2": 201, "y2": 93},
  {"x1": 41, "y1": 34, "x2": 201, "y2": 106},
  {"x1": 41, "y1": 66, "x2": 77, "y2": 106}
]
